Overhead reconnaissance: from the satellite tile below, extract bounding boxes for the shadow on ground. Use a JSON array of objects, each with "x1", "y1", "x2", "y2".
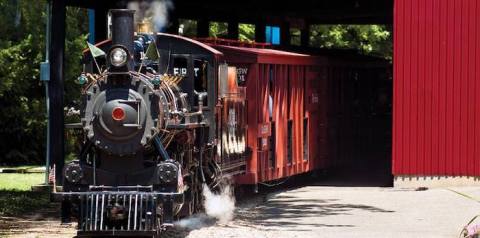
[
  {"x1": 0, "y1": 190, "x2": 56, "y2": 217},
  {"x1": 236, "y1": 193, "x2": 394, "y2": 231},
  {"x1": 232, "y1": 162, "x2": 395, "y2": 231},
  {"x1": 0, "y1": 190, "x2": 68, "y2": 236}
]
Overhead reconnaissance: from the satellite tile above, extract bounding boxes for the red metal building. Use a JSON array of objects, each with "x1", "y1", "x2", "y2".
[{"x1": 393, "y1": 0, "x2": 480, "y2": 177}]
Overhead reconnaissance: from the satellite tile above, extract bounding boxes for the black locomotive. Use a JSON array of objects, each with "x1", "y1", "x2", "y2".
[{"x1": 55, "y1": 9, "x2": 245, "y2": 237}]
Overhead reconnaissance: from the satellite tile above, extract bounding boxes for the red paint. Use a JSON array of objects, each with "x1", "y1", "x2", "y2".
[
  {"x1": 394, "y1": 0, "x2": 480, "y2": 176},
  {"x1": 112, "y1": 107, "x2": 125, "y2": 121},
  {"x1": 476, "y1": 0, "x2": 480, "y2": 176},
  {"x1": 430, "y1": 0, "x2": 440, "y2": 175}
]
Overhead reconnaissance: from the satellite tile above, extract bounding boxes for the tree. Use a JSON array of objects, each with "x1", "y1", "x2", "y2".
[
  {"x1": 0, "y1": 0, "x2": 88, "y2": 165},
  {"x1": 239, "y1": 24, "x2": 255, "y2": 42},
  {"x1": 310, "y1": 24, "x2": 392, "y2": 60},
  {"x1": 209, "y1": 22, "x2": 228, "y2": 38}
]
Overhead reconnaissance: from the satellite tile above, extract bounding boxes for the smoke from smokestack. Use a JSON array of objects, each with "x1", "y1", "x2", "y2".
[{"x1": 127, "y1": 0, "x2": 174, "y2": 32}]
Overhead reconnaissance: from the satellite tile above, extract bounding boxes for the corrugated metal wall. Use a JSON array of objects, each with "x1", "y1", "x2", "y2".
[{"x1": 393, "y1": 0, "x2": 480, "y2": 175}]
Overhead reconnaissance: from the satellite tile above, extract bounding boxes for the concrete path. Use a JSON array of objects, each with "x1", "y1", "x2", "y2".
[{"x1": 188, "y1": 185, "x2": 480, "y2": 238}]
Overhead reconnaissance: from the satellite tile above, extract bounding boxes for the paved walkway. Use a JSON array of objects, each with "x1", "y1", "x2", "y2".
[{"x1": 188, "y1": 185, "x2": 480, "y2": 238}]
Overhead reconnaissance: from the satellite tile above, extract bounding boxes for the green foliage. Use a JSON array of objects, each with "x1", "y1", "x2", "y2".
[
  {"x1": 206, "y1": 23, "x2": 391, "y2": 59},
  {"x1": 290, "y1": 28, "x2": 301, "y2": 46},
  {"x1": 0, "y1": 0, "x2": 88, "y2": 165},
  {"x1": 209, "y1": 21, "x2": 228, "y2": 38},
  {"x1": 310, "y1": 24, "x2": 392, "y2": 60},
  {"x1": 181, "y1": 20, "x2": 252, "y2": 40},
  {"x1": 239, "y1": 23, "x2": 255, "y2": 42}
]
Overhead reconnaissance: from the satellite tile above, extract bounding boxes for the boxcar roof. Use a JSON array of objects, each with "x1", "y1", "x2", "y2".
[{"x1": 211, "y1": 45, "x2": 326, "y2": 66}]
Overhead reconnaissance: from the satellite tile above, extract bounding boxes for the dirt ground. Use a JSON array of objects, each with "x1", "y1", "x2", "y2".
[{"x1": 0, "y1": 203, "x2": 76, "y2": 238}]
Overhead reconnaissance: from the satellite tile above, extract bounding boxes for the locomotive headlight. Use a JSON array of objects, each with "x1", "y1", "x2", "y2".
[{"x1": 109, "y1": 47, "x2": 128, "y2": 67}]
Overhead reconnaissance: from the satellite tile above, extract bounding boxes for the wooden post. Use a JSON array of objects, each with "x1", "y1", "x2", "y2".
[
  {"x1": 227, "y1": 21, "x2": 239, "y2": 40},
  {"x1": 281, "y1": 22, "x2": 291, "y2": 46},
  {"x1": 94, "y1": 8, "x2": 108, "y2": 41},
  {"x1": 49, "y1": 0, "x2": 66, "y2": 184},
  {"x1": 255, "y1": 22, "x2": 266, "y2": 43},
  {"x1": 301, "y1": 23, "x2": 310, "y2": 47},
  {"x1": 197, "y1": 19, "x2": 209, "y2": 37}
]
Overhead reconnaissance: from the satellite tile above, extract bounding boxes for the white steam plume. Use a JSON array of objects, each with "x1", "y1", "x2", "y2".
[
  {"x1": 174, "y1": 183, "x2": 235, "y2": 230},
  {"x1": 202, "y1": 183, "x2": 235, "y2": 224},
  {"x1": 174, "y1": 213, "x2": 215, "y2": 230},
  {"x1": 127, "y1": 0, "x2": 174, "y2": 32}
]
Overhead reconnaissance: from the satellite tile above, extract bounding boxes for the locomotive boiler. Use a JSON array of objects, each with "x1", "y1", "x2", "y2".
[{"x1": 55, "y1": 9, "x2": 247, "y2": 237}]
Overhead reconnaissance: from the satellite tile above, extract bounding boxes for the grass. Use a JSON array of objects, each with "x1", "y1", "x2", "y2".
[
  {"x1": 0, "y1": 173, "x2": 50, "y2": 216},
  {"x1": 0, "y1": 173, "x2": 45, "y2": 191},
  {"x1": 0, "y1": 165, "x2": 39, "y2": 170}
]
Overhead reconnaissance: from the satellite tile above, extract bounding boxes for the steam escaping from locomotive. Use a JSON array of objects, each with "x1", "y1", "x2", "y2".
[
  {"x1": 174, "y1": 183, "x2": 235, "y2": 229},
  {"x1": 202, "y1": 183, "x2": 235, "y2": 224},
  {"x1": 127, "y1": 0, "x2": 174, "y2": 32},
  {"x1": 174, "y1": 213, "x2": 214, "y2": 230}
]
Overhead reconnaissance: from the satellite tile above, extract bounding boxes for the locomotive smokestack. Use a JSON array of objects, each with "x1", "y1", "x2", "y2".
[{"x1": 109, "y1": 9, "x2": 135, "y2": 60}]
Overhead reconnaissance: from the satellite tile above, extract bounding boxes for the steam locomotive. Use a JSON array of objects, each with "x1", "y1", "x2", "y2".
[{"x1": 56, "y1": 9, "x2": 246, "y2": 237}]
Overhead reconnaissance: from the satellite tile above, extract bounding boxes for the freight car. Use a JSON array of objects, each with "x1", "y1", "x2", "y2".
[
  {"x1": 194, "y1": 41, "x2": 391, "y2": 185},
  {"x1": 54, "y1": 9, "x2": 391, "y2": 237}
]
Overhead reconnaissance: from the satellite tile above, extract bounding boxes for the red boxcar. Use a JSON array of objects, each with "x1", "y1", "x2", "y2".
[
  {"x1": 210, "y1": 45, "x2": 328, "y2": 184},
  {"x1": 207, "y1": 44, "x2": 391, "y2": 184}
]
